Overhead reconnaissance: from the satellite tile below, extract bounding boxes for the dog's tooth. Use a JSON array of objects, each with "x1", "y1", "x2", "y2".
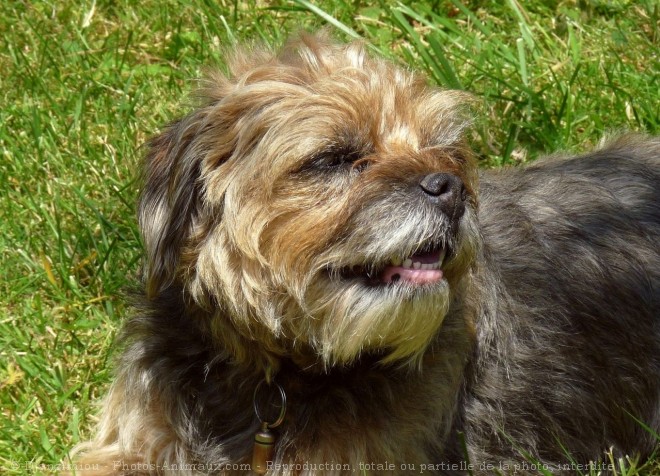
[
  {"x1": 413, "y1": 261, "x2": 421, "y2": 270},
  {"x1": 403, "y1": 258, "x2": 413, "y2": 269},
  {"x1": 391, "y1": 256, "x2": 402, "y2": 267}
]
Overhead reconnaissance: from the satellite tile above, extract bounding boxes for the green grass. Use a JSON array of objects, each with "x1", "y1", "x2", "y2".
[{"x1": 1, "y1": 0, "x2": 658, "y2": 474}]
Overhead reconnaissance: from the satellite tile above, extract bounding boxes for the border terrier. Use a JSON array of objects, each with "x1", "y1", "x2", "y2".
[{"x1": 74, "y1": 33, "x2": 660, "y2": 475}]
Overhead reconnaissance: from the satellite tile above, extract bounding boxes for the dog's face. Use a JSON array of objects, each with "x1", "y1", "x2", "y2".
[{"x1": 139, "y1": 34, "x2": 479, "y2": 368}]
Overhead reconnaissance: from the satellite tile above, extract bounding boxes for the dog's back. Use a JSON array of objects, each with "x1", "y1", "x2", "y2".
[{"x1": 463, "y1": 135, "x2": 660, "y2": 467}]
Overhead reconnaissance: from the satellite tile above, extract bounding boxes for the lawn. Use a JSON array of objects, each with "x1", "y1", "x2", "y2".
[{"x1": 1, "y1": 1, "x2": 658, "y2": 474}]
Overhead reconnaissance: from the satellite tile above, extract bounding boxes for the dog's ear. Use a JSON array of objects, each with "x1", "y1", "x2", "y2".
[
  {"x1": 138, "y1": 115, "x2": 207, "y2": 299},
  {"x1": 137, "y1": 56, "x2": 273, "y2": 299}
]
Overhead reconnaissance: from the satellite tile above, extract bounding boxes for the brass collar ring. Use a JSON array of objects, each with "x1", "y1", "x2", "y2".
[{"x1": 253, "y1": 379, "x2": 286, "y2": 429}]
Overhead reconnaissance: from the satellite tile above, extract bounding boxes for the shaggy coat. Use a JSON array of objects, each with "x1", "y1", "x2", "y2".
[{"x1": 74, "y1": 34, "x2": 660, "y2": 475}]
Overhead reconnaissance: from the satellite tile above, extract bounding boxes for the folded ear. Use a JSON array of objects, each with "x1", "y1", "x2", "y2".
[{"x1": 138, "y1": 115, "x2": 206, "y2": 299}]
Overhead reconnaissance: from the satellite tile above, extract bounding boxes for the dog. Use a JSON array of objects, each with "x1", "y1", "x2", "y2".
[{"x1": 73, "y1": 32, "x2": 660, "y2": 475}]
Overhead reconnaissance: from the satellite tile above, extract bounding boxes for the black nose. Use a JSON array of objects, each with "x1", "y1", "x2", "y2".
[{"x1": 419, "y1": 172, "x2": 466, "y2": 220}]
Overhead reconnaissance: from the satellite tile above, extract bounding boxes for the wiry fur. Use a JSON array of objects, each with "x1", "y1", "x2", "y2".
[{"x1": 73, "y1": 33, "x2": 660, "y2": 475}]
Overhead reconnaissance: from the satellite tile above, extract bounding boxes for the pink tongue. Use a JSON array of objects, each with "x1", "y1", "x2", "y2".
[{"x1": 380, "y1": 252, "x2": 444, "y2": 285}]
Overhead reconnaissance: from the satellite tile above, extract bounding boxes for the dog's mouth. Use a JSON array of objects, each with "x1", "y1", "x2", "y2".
[{"x1": 337, "y1": 242, "x2": 450, "y2": 287}]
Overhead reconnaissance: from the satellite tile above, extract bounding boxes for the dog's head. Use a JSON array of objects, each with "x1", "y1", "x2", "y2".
[{"x1": 138, "y1": 33, "x2": 479, "y2": 369}]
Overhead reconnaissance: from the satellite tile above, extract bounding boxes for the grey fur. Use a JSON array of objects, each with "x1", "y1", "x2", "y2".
[{"x1": 454, "y1": 135, "x2": 660, "y2": 471}]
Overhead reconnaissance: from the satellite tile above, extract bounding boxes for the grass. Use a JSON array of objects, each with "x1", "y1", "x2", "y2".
[{"x1": 1, "y1": 0, "x2": 658, "y2": 474}]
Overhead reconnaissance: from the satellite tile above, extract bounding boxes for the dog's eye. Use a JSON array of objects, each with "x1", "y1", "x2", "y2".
[
  {"x1": 310, "y1": 149, "x2": 366, "y2": 171},
  {"x1": 295, "y1": 145, "x2": 371, "y2": 176}
]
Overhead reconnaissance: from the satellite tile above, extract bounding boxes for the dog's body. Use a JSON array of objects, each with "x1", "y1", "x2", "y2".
[
  {"x1": 75, "y1": 34, "x2": 660, "y2": 475},
  {"x1": 463, "y1": 144, "x2": 660, "y2": 468}
]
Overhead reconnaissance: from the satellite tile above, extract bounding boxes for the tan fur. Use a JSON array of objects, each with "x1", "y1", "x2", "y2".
[
  {"x1": 71, "y1": 32, "x2": 660, "y2": 475},
  {"x1": 138, "y1": 32, "x2": 475, "y2": 370}
]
